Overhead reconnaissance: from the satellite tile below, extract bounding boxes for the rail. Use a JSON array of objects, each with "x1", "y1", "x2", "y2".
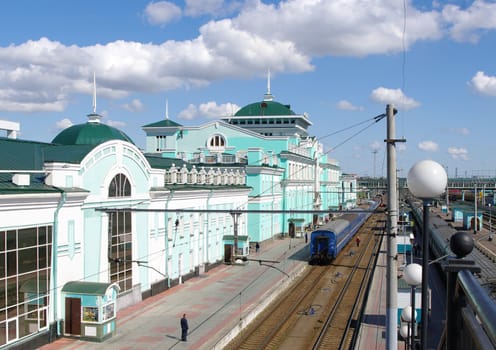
[{"x1": 408, "y1": 200, "x2": 496, "y2": 349}]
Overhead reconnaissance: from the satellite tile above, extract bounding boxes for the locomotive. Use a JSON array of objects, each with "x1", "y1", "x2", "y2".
[{"x1": 309, "y1": 201, "x2": 378, "y2": 265}]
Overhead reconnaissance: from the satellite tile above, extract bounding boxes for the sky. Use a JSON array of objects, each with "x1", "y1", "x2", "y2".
[{"x1": 0, "y1": 0, "x2": 495, "y2": 178}]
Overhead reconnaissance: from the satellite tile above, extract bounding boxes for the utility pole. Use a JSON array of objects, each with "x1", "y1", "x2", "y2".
[
  {"x1": 385, "y1": 104, "x2": 404, "y2": 349},
  {"x1": 372, "y1": 149, "x2": 378, "y2": 178}
]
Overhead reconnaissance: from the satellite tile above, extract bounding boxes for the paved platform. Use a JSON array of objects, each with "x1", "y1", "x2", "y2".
[{"x1": 38, "y1": 238, "x2": 309, "y2": 350}]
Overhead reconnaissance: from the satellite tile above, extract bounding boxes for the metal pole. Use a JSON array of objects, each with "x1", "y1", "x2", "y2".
[
  {"x1": 411, "y1": 285, "x2": 416, "y2": 350},
  {"x1": 386, "y1": 104, "x2": 398, "y2": 349},
  {"x1": 446, "y1": 269, "x2": 456, "y2": 350},
  {"x1": 490, "y1": 204, "x2": 493, "y2": 241},
  {"x1": 474, "y1": 184, "x2": 477, "y2": 234},
  {"x1": 421, "y1": 200, "x2": 430, "y2": 350}
]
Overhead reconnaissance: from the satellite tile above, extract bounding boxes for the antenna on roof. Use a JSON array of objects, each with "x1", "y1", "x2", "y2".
[
  {"x1": 263, "y1": 68, "x2": 273, "y2": 102},
  {"x1": 165, "y1": 98, "x2": 169, "y2": 120}
]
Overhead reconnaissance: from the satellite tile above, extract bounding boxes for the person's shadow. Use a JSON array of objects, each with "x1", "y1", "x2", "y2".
[{"x1": 166, "y1": 334, "x2": 181, "y2": 340}]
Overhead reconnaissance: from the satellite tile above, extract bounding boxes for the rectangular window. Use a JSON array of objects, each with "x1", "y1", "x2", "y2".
[
  {"x1": 155, "y1": 136, "x2": 166, "y2": 152},
  {"x1": 0, "y1": 225, "x2": 52, "y2": 345},
  {"x1": 6, "y1": 231, "x2": 16, "y2": 251},
  {"x1": 82, "y1": 307, "x2": 99, "y2": 322},
  {"x1": 108, "y1": 211, "x2": 133, "y2": 293},
  {"x1": 0, "y1": 231, "x2": 5, "y2": 252}
]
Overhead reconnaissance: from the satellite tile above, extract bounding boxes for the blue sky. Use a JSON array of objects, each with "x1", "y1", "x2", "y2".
[{"x1": 0, "y1": 0, "x2": 495, "y2": 178}]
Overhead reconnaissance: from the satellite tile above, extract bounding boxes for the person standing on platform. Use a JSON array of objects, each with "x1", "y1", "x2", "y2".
[
  {"x1": 255, "y1": 242, "x2": 260, "y2": 253},
  {"x1": 180, "y1": 313, "x2": 189, "y2": 341},
  {"x1": 305, "y1": 232, "x2": 308, "y2": 244},
  {"x1": 356, "y1": 236, "x2": 360, "y2": 247}
]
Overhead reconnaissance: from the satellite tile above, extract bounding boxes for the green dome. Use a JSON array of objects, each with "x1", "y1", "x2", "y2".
[
  {"x1": 52, "y1": 114, "x2": 134, "y2": 146},
  {"x1": 235, "y1": 100, "x2": 296, "y2": 117}
]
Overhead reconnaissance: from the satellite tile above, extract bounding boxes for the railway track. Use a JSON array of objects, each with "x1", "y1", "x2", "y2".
[{"x1": 224, "y1": 211, "x2": 385, "y2": 350}]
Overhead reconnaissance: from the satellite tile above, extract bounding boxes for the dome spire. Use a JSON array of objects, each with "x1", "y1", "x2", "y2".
[
  {"x1": 165, "y1": 98, "x2": 169, "y2": 120},
  {"x1": 88, "y1": 72, "x2": 102, "y2": 123},
  {"x1": 92, "y1": 71, "x2": 97, "y2": 114},
  {"x1": 263, "y1": 68, "x2": 273, "y2": 102}
]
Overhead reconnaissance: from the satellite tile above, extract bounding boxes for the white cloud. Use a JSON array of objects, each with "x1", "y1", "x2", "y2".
[
  {"x1": 178, "y1": 101, "x2": 240, "y2": 120},
  {"x1": 469, "y1": 71, "x2": 496, "y2": 96},
  {"x1": 337, "y1": 100, "x2": 363, "y2": 111},
  {"x1": 55, "y1": 118, "x2": 73, "y2": 130},
  {"x1": 235, "y1": 0, "x2": 442, "y2": 57},
  {"x1": 418, "y1": 140, "x2": 439, "y2": 152},
  {"x1": 448, "y1": 146, "x2": 469, "y2": 160},
  {"x1": 178, "y1": 104, "x2": 199, "y2": 120},
  {"x1": 442, "y1": 0, "x2": 496, "y2": 43},
  {"x1": 0, "y1": 30, "x2": 311, "y2": 113},
  {"x1": 1, "y1": 1, "x2": 494, "y2": 114},
  {"x1": 122, "y1": 99, "x2": 145, "y2": 112},
  {"x1": 144, "y1": 1, "x2": 182, "y2": 26},
  {"x1": 106, "y1": 120, "x2": 127, "y2": 128},
  {"x1": 370, "y1": 87, "x2": 420, "y2": 110}
]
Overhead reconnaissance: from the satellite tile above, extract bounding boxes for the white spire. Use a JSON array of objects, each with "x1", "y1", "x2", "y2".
[
  {"x1": 165, "y1": 98, "x2": 169, "y2": 120},
  {"x1": 267, "y1": 68, "x2": 271, "y2": 95},
  {"x1": 92, "y1": 72, "x2": 97, "y2": 114},
  {"x1": 263, "y1": 68, "x2": 274, "y2": 101},
  {"x1": 88, "y1": 72, "x2": 102, "y2": 123}
]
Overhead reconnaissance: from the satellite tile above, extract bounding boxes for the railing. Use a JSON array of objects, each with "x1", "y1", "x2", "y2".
[
  {"x1": 164, "y1": 164, "x2": 246, "y2": 186},
  {"x1": 436, "y1": 270, "x2": 496, "y2": 349}
]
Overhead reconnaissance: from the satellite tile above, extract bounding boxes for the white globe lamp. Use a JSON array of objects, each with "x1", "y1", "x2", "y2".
[
  {"x1": 403, "y1": 263, "x2": 422, "y2": 286},
  {"x1": 400, "y1": 323, "x2": 411, "y2": 339},
  {"x1": 407, "y1": 160, "x2": 447, "y2": 199},
  {"x1": 401, "y1": 305, "x2": 417, "y2": 323}
]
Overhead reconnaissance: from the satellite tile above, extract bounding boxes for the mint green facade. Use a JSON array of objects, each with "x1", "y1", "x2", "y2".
[{"x1": 142, "y1": 88, "x2": 356, "y2": 243}]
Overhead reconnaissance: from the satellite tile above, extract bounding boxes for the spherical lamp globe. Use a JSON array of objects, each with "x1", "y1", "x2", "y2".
[
  {"x1": 403, "y1": 263, "x2": 422, "y2": 286},
  {"x1": 407, "y1": 160, "x2": 447, "y2": 199},
  {"x1": 400, "y1": 323, "x2": 411, "y2": 339},
  {"x1": 401, "y1": 305, "x2": 417, "y2": 323}
]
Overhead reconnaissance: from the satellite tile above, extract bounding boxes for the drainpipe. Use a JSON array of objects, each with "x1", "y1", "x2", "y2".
[
  {"x1": 206, "y1": 189, "x2": 213, "y2": 263},
  {"x1": 165, "y1": 190, "x2": 175, "y2": 288},
  {"x1": 52, "y1": 188, "x2": 67, "y2": 338}
]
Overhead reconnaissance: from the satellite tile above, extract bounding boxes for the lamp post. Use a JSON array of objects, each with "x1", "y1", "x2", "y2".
[
  {"x1": 403, "y1": 263, "x2": 422, "y2": 350},
  {"x1": 407, "y1": 160, "x2": 447, "y2": 350},
  {"x1": 489, "y1": 203, "x2": 493, "y2": 241}
]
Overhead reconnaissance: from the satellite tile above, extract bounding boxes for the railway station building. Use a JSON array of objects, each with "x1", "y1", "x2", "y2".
[{"x1": 0, "y1": 81, "x2": 356, "y2": 348}]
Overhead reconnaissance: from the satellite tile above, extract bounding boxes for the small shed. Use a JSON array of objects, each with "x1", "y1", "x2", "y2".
[
  {"x1": 62, "y1": 281, "x2": 120, "y2": 342},
  {"x1": 451, "y1": 207, "x2": 465, "y2": 223},
  {"x1": 462, "y1": 211, "x2": 483, "y2": 231}
]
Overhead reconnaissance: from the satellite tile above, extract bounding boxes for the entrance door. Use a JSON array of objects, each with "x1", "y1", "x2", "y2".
[
  {"x1": 65, "y1": 297, "x2": 81, "y2": 336},
  {"x1": 224, "y1": 244, "x2": 233, "y2": 263}
]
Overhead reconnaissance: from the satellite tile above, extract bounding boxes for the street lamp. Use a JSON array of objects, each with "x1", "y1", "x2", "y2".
[
  {"x1": 407, "y1": 160, "x2": 447, "y2": 350},
  {"x1": 403, "y1": 263, "x2": 422, "y2": 350}
]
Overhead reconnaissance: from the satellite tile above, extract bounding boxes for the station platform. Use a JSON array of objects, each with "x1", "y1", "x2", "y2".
[{"x1": 39, "y1": 238, "x2": 309, "y2": 350}]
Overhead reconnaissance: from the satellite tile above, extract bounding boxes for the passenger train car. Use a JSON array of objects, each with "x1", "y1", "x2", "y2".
[{"x1": 309, "y1": 201, "x2": 379, "y2": 265}]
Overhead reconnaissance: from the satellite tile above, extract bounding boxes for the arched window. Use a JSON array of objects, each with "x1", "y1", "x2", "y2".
[
  {"x1": 108, "y1": 174, "x2": 132, "y2": 292},
  {"x1": 108, "y1": 174, "x2": 131, "y2": 197},
  {"x1": 207, "y1": 134, "x2": 226, "y2": 151}
]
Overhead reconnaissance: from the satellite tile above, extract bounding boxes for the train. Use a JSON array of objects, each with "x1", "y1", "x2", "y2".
[{"x1": 309, "y1": 200, "x2": 379, "y2": 265}]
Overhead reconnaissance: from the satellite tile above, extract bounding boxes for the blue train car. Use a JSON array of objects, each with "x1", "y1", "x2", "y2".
[{"x1": 309, "y1": 201, "x2": 377, "y2": 265}]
